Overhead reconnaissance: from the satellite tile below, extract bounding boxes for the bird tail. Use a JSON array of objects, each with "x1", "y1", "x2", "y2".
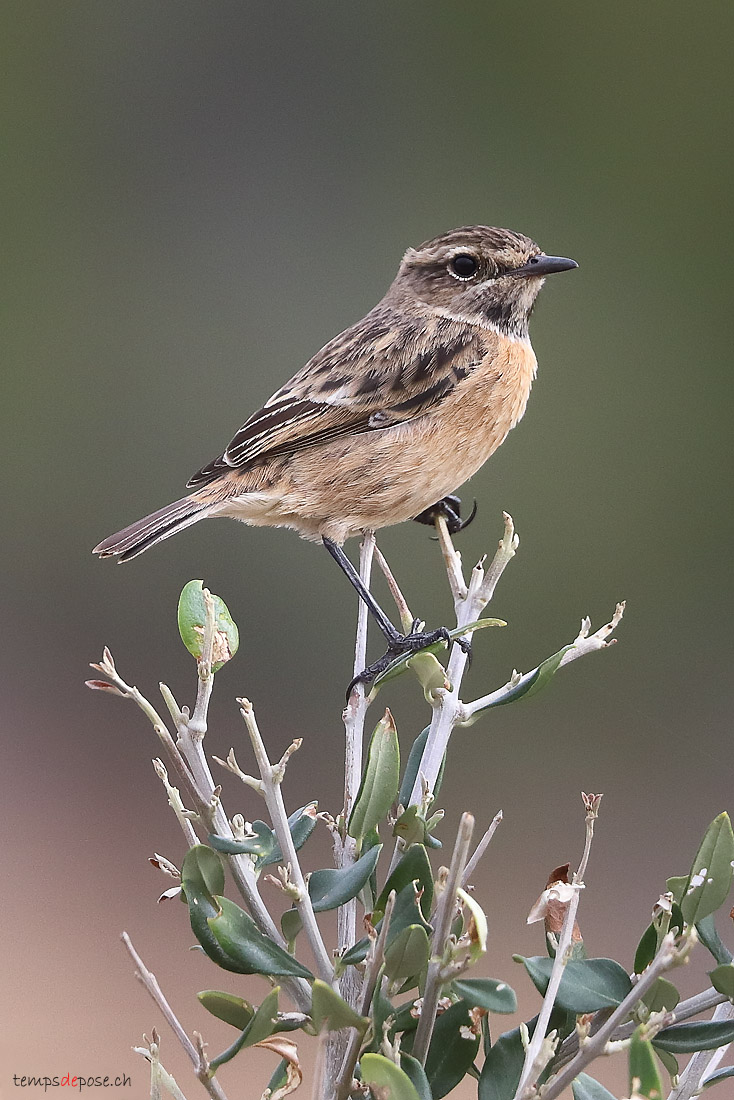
[{"x1": 93, "y1": 495, "x2": 214, "y2": 562}]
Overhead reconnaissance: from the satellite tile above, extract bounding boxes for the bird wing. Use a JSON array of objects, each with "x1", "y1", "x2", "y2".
[{"x1": 187, "y1": 306, "x2": 486, "y2": 487}]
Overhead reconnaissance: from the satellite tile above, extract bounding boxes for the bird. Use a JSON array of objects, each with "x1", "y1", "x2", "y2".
[{"x1": 94, "y1": 225, "x2": 577, "y2": 682}]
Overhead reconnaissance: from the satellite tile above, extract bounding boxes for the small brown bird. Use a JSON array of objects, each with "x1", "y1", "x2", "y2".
[{"x1": 95, "y1": 226, "x2": 576, "y2": 679}]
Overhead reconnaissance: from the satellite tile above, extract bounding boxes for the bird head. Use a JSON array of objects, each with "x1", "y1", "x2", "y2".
[{"x1": 394, "y1": 225, "x2": 577, "y2": 338}]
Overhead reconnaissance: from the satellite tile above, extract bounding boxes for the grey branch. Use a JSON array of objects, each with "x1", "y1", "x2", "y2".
[
  {"x1": 667, "y1": 999, "x2": 734, "y2": 1100},
  {"x1": 405, "y1": 512, "x2": 519, "y2": 810},
  {"x1": 239, "y1": 696, "x2": 335, "y2": 984},
  {"x1": 336, "y1": 890, "x2": 397, "y2": 1100},
  {"x1": 122, "y1": 932, "x2": 228, "y2": 1100},
  {"x1": 91, "y1": 650, "x2": 311, "y2": 1012},
  {"x1": 462, "y1": 810, "x2": 503, "y2": 888},
  {"x1": 514, "y1": 794, "x2": 602, "y2": 1099},
  {"x1": 539, "y1": 932, "x2": 695, "y2": 1100},
  {"x1": 411, "y1": 812, "x2": 475, "y2": 1064},
  {"x1": 460, "y1": 603, "x2": 625, "y2": 723}
]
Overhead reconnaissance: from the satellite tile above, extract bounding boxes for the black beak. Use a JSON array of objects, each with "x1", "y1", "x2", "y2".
[{"x1": 512, "y1": 254, "x2": 578, "y2": 278}]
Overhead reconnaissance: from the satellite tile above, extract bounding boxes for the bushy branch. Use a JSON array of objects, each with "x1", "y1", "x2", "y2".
[{"x1": 87, "y1": 514, "x2": 734, "y2": 1099}]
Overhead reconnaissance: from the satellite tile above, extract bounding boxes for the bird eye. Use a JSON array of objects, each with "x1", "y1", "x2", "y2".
[{"x1": 449, "y1": 254, "x2": 479, "y2": 280}]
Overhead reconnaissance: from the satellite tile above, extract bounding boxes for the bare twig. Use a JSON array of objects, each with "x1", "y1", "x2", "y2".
[
  {"x1": 514, "y1": 795, "x2": 602, "y2": 1099},
  {"x1": 239, "y1": 697, "x2": 335, "y2": 984},
  {"x1": 539, "y1": 932, "x2": 696, "y2": 1100},
  {"x1": 434, "y1": 513, "x2": 469, "y2": 603},
  {"x1": 336, "y1": 891, "x2": 397, "y2": 1100},
  {"x1": 459, "y1": 604, "x2": 625, "y2": 723},
  {"x1": 412, "y1": 813, "x2": 475, "y2": 1064},
  {"x1": 91, "y1": 651, "x2": 311, "y2": 1011},
  {"x1": 122, "y1": 933, "x2": 228, "y2": 1100},
  {"x1": 667, "y1": 1000, "x2": 734, "y2": 1100},
  {"x1": 374, "y1": 542, "x2": 414, "y2": 631},
  {"x1": 405, "y1": 514, "x2": 518, "y2": 809},
  {"x1": 462, "y1": 810, "x2": 503, "y2": 888},
  {"x1": 338, "y1": 533, "x2": 375, "y2": 967},
  {"x1": 152, "y1": 759, "x2": 199, "y2": 848}
]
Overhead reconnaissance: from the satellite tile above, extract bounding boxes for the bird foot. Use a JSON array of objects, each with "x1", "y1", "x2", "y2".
[
  {"x1": 413, "y1": 494, "x2": 478, "y2": 535},
  {"x1": 347, "y1": 621, "x2": 472, "y2": 696}
]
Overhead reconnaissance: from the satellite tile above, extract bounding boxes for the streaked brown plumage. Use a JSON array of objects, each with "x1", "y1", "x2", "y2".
[{"x1": 94, "y1": 226, "x2": 577, "y2": 562}]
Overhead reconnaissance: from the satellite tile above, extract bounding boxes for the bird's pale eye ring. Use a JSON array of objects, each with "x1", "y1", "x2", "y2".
[{"x1": 448, "y1": 253, "x2": 479, "y2": 280}]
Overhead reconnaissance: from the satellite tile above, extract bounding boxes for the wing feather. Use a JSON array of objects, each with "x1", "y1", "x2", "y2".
[{"x1": 187, "y1": 306, "x2": 487, "y2": 488}]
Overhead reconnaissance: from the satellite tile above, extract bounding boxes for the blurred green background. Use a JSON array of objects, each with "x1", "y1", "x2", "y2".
[{"x1": 4, "y1": 2, "x2": 733, "y2": 1094}]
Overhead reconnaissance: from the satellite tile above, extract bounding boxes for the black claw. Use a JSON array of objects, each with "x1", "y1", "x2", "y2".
[
  {"x1": 346, "y1": 625, "x2": 455, "y2": 699},
  {"x1": 414, "y1": 494, "x2": 479, "y2": 536},
  {"x1": 456, "y1": 636, "x2": 473, "y2": 667}
]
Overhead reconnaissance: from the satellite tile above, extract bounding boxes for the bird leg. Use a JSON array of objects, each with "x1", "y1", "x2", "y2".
[
  {"x1": 322, "y1": 536, "x2": 470, "y2": 692},
  {"x1": 413, "y1": 493, "x2": 478, "y2": 535}
]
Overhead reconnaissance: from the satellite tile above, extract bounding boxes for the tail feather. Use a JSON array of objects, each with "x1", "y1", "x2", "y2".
[{"x1": 93, "y1": 496, "x2": 212, "y2": 562}]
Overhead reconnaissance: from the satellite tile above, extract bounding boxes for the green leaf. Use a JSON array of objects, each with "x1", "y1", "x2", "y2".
[
  {"x1": 359, "y1": 1053, "x2": 422, "y2": 1100},
  {"x1": 208, "y1": 896, "x2": 314, "y2": 978},
  {"x1": 266, "y1": 1060, "x2": 289, "y2": 1095},
  {"x1": 348, "y1": 710, "x2": 400, "y2": 840},
  {"x1": 309, "y1": 979, "x2": 368, "y2": 1034},
  {"x1": 478, "y1": 1026, "x2": 525, "y2": 1100},
  {"x1": 342, "y1": 880, "x2": 433, "y2": 968},
  {"x1": 571, "y1": 1074, "x2": 617, "y2": 1100},
  {"x1": 374, "y1": 844, "x2": 433, "y2": 921},
  {"x1": 654, "y1": 1019, "x2": 734, "y2": 1053},
  {"x1": 666, "y1": 875, "x2": 687, "y2": 904},
  {"x1": 709, "y1": 963, "x2": 734, "y2": 999},
  {"x1": 515, "y1": 956, "x2": 632, "y2": 1013},
  {"x1": 629, "y1": 1028, "x2": 664, "y2": 1100},
  {"x1": 634, "y1": 924, "x2": 658, "y2": 975},
  {"x1": 399, "y1": 1054, "x2": 432, "y2": 1100},
  {"x1": 208, "y1": 820, "x2": 276, "y2": 860},
  {"x1": 181, "y1": 846, "x2": 247, "y2": 972},
  {"x1": 209, "y1": 804, "x2": 318, "y2": 868},
  {"x1": 371, "y1": 983, "x2": 399, "y2": 1052},
  {"x1": 197, "y1": 990, "x2": 253, "y2": 1030},
  {"x1": 702, "y1": 1066, "x2": 734, "y2": 1089},
  {"x1": 425, "y1": 999, "x2": 480, "y2": 1099},
  {"x1": 281, "y1": 906, "x2": 302, "y2": 949},
  {"x1": 643, "y1": 978, "x2": 679, "y2": 1015},
  {"x1": 473, "y1": 644, "x2": 575, "y2": 715},
  {"x1": 654, "y1": 1046, "x2": 679, "y2": 1082},
  {"x1": 210, "y1": 987, "x2": 280, "y2": 1071},
  {"x1": 681, "y1": 813, "x2": 734, "y2": 926},
  {"x1": 399, "y1": 726, "x2": 446, "y2": 808},
  {"x1": 384, "y1": 925, "x2": 430, "y2": 985},
  {"x1": 308, "y1": 844, "x2": 382, "y2": 912},
  {"x1": 406, "y1": 650, "x2": 451, "y2": 702},
  {"x1": 452, "y1": 978, "x2": 517, "y2": 1014},
  {"x1": 698, "y1": 913, "x2": 734, "y2": 966},
  {"x1": 262, "y1": 803, "x2": 319, "y2": 866},
  {"x1": 341, "y1": 936, "x2": 370, "y2": 967},
  {"x1": 177, "y1": 580, "x2": 239, "y2": 671},
  {"x1": 182, "y1": 844, "x2": 225, "y2": 897},
  {"x1": 392, "y1": 805, "x2": 432, "y2": 848}
]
